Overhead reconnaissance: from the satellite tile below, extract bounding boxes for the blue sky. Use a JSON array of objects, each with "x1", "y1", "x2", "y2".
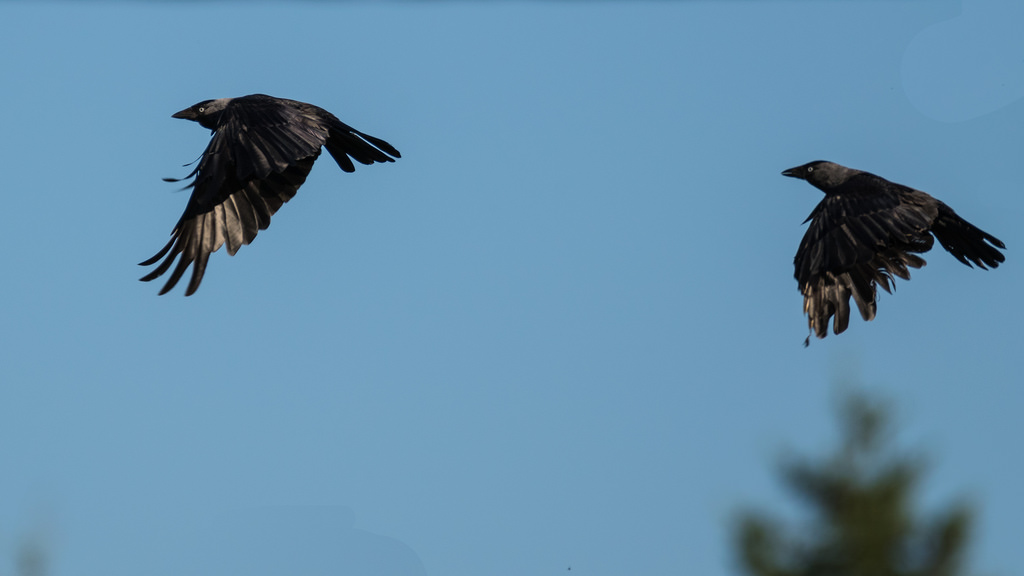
[{"x1": 1, "y1": 1, "x2": 1021, "y2": 575}]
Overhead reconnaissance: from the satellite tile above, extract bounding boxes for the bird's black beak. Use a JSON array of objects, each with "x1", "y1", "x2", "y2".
[
  {"x1": 781, "y1": 166, "x2": 804, "y2": 180},
  {"x1": 172, "y1": 107, "x2": 197, "y2": 120}
]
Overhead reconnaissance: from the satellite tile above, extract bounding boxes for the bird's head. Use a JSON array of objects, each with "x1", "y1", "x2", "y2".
[
  {"x1": 781, "y1": 160, "x2": 856, "y2": 191},
  {"x1": 172, "y1": 98, "x2": 232, "y2": 130}
]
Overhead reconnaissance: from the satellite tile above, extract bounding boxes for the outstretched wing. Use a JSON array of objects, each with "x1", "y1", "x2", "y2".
[
  {"x1": 139, "y1": 156, "x2": 319, "y2": 296},
  {"x1": 794, "y1": 174, "x2": 938, "y2": 339}
]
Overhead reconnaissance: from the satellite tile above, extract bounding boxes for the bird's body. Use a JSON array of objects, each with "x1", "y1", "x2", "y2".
[
  {"x1": 140, "y1": 94, "x2": 400, "y2": 295},
  {"x1": 782, "y1": 161, "x2": 1005, "y2": 343}
]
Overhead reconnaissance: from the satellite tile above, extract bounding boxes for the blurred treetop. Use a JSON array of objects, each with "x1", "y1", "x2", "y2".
[{"x1": 735, "y1": 393, "x2": 974, "y2": 576}]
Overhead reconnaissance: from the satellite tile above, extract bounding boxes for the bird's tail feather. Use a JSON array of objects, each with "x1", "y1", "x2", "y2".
[
  {"x1": 323, "y1": 119, "x2": 400, "y2": 174},
  {"x1": 931, "y1": 203, "x2": 1005, "y2": 269}
]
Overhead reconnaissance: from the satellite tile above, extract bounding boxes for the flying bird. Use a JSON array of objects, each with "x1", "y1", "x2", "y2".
[
  {"x1": 782, "y1": 160, "x2": 1005, "y2": 344},
  {"x1": 140, "y1": 94, "x2": 400, "y2": 295}
]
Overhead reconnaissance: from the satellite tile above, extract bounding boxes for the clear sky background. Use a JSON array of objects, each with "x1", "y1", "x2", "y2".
[{"x1": 1, "y1": 1, "x2": 1021, "y2": 575}]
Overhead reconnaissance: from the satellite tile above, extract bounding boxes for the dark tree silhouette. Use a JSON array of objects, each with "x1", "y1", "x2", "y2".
[{"x1": 735, "y1": 393, "x2": 973, "y2": 576}]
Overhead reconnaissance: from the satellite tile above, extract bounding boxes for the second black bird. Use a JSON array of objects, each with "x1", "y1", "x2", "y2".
[
  {"x1": 782, "y1": 160, "x2": 1005, "y2": 344},
  {"x1": 141, "y1": 94, "x2": 400, "y2": 295}
]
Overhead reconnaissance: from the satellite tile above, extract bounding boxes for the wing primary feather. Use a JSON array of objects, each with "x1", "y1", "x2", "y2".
[
  {"x1": 158, "y1": 236, "x2": 194, "y2": 296},
  {"x1": 223, "y1": 195, "x2": 245, "y2": 256},
  {"x1": 186, "y1": 247, "x2": 212, "y2": 296},
  {"x1": 140, "y1": 235, "x2": 176, "y2": 267}
]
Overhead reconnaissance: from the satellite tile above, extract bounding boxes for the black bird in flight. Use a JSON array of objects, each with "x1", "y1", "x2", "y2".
[
  {"x1": 782, "y1": 160, "x2": 1005, "y2": 344},
  {"x1": 140, "y1": 94, "x2": 400, "y2": 295}
]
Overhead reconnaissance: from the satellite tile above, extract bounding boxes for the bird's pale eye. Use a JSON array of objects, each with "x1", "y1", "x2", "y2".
[
  {"x1": 807, "y1": 167, "x2": 814, "y2": 173},
  {"x1": 198, "y1": 107, "x2": 205, "y2": 113}
]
